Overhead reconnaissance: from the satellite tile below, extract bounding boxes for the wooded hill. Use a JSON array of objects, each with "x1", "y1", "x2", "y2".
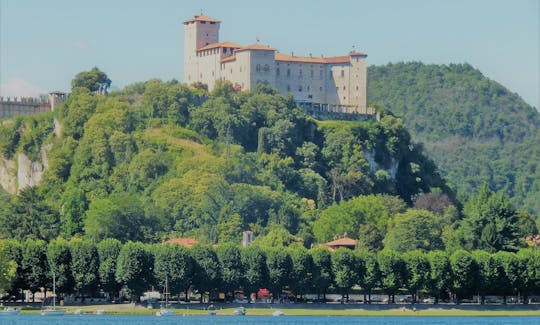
[
  {"x1": 368, "y1": 62, "x2": 540, "y2": 215},
  {"x1": 0, "y1": 74, "x2": 537, "y2": 253}
]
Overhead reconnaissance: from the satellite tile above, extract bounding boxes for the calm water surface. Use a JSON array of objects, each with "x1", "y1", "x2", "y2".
[{"x1": 1, "y1": 315, "x2": 539, "y2": 325}]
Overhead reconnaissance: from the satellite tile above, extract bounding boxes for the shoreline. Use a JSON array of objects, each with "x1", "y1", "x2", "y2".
[{"x1": 9, "y1": 303, "x2": 540, "y2": 317}]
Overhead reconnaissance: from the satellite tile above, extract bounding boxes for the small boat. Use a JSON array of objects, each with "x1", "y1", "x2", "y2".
[
  {"x1": 272, "y1": 310, "x2": 285, "y2": 316},
  {"x1": 155, "y1": 276, "x2": 173, "y2": 317},
  {"x1": 41, "y1": 273, "x2": 65, "y2": 316},
  {"x1": 96, "y1": 309, "x2": 106, "y2": 315},
  {"x1": 73, "y1": 309, "x2": 84, "y2": 315},
  {"x1": 233, "y1": 306, "x2": 246, "y2": 316},
  {"x1": 207, "y1": 304, "x2": 216, "y2": 316},
  {"x1": 0, "y1": 307, "x2": 21, "y2": 316}
]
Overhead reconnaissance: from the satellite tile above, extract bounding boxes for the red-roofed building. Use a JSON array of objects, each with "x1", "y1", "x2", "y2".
[
  {"x1": 166, "y1": 237, "x2": 197, "y2": 247},
  {"x1": 183, "y1": 14, "x2": 371, "y2": 115},
  {"x1": 324, "y1": 237, "x2": 357, "y2": 251}
]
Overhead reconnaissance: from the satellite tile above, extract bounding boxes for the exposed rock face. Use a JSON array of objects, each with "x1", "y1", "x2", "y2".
[
  {"x1": 0, "y1": 156, "x2": 17, "y2": 194},
  {"x1": 363, "y1": 150, "x2": 399, "y2": 180},
  {"x1": 0, "y1": 146, "x2": 50, "y2": 194}
]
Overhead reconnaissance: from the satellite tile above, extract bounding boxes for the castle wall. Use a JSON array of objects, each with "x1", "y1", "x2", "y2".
[{"x1": 0, "y1": 97, "x2": 50, "y2": 118}]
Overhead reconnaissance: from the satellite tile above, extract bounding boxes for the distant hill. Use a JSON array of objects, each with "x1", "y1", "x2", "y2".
[{"x1": 368, "y1": 62, "x2": 540, "y2": 215}]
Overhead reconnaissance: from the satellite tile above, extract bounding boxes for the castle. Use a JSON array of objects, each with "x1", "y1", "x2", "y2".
[
  {"x1": 0, "y1": 91, "x2": 66, "y2": 119},
  {"x1": 183, "y1": 15, "x2": 372, "y2": 114}
]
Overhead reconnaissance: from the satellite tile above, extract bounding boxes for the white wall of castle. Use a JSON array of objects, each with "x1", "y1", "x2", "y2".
[{"x1": 183, "y1": 17, "x2": 369, "y2": 114}]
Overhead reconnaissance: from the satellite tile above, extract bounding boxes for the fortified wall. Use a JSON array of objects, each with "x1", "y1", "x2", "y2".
[{"x1": 0, "y1": 91, "x2": 66, "y2": 118}]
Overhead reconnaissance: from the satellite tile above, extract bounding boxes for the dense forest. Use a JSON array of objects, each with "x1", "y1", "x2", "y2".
[
  {"x1": 368, "y1": 62, "x2": 540, "y2": 215},
  {"x1": 1, "y1": 68, "x2": 539, "y2": 301}
]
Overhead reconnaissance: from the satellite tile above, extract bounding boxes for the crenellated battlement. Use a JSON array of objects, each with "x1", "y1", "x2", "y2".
[{"x1": 0, "y1": 91, "x2": 66, "y2": 118}]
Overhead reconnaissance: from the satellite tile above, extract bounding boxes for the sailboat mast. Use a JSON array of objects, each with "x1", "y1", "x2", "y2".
[{"x1": 53, "y1": 273, "x2": 56, "y2": 309}]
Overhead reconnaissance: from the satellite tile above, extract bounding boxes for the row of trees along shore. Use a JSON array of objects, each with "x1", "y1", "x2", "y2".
[{"x1": 1, "y1": 238, "x2": 539, "y2": 305}]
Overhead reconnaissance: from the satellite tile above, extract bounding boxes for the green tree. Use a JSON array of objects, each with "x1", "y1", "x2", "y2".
[
  {"x1": 383, "y1": 209, "x2": 444, "y2": 252},
  {"x1": 216, "y1": 244, "x2": 243, "y2": 301},
  {"x1": 427, "y1": 250, "x2": 452, "y2": 304},
  {"x1": 21, "y1": 239, "x2": 49, "y2": 301},
  {"x1": 154, "y1": 244, "x2": 192, "y2": 302},
  {"x1": 332, "y1": 248, "x2": 361, "y2": 303},
  {"x1": 116, "y1": 241, "x2": 153, "y2": 302},
  {"x1": 84, "y1": 194, "x2": 147, "y2": 242},
  {"x1": 71, "y1": 67, "x2": 111, "y2": 94},
  {"x1": 493, "y1": 251, "x2": 522, "y2": 304},
  {"x1": 0, "y1": 242, "x2": 17, "y2": 296},
  {"x1": 356, "y1": 250, "x2": 380, "y2": 303},
  {"x1": 403, "y1": 250, "x2": 430, "y2": 303},
  {"x1": 0, "y1": 187, "x2": 60, "y2": 242},
  {"x1": 458, "y1": 185, "x2": 523, "y2": 252},
  {"x1": 265, "y1": 247, "x2": 292, "y2": 303},
  {"x1": 70, "y1": 239, "x2": 100, "y2": 300},
  {"x1": 46, "y1": 238, "x2": 75, "y2": 297},
  {"x1": 0, "y1": 239, "x2": 24, "y2": 300},
  {"x1": 241, "y1": 245, "x2": 268, "y2": 301},
  {"x1": 97, "y1": 238, "x2": 122, "y2": 300},
  {"x1": 288, "y1": 246, "x2": 314, "y2": 300},
  {"x1": 190, "y1": 245, "x2": 220, "y2": 302},
  {"x1": 310, "y1": 246, "x2": 333, "y2": 302},
  {"x1": 377, "y1": 249, "x2": 406, "y2": 303},
  {"x1": 516, "y1": 249, "x2": 540, "y2": 304},
  {"x1": 450, "y1": 250, "x2": 478, "y2": 304}
]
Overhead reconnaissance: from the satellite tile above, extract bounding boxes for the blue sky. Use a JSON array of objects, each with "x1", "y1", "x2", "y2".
[{"x1": 1, "y1": 0, "x2": 538, "y2": 109}]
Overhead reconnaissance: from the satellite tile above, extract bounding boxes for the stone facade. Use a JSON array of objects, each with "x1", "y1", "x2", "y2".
[{"x1": 183, "y1": 15, "x2": 371, "y2": 114}]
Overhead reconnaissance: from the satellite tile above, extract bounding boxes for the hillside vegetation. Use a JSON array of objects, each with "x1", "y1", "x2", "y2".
[
  {"x1": 368, "y1": 62, "x2": 540, "y2": 215},
  {"x1": 0, "y1": 80, "x2": 451, "y2": 246}
]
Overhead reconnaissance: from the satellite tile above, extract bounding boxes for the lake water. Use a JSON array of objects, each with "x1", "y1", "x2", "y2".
[{"x1": 1, "y1": 315, "x2": 539, "y2": 325}]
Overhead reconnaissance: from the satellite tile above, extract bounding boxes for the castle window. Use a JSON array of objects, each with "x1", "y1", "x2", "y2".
[
  {"x1": 308, "y1": 94, "x2": 313, "y2": 99},
  {"x1": 200, "y1": 73, "x2": 202, "y2": 78},
  {"x1": 201, "y1": 21, "x2": 206, "y2": 24},
  {"x1": 356, "y1": 86, "x2": 359, "y2": 90},
  {"x1": 343, "y1": 86, "x2": 346, "y2": 90},
  {"x1": 341, "y1": 70, "x2": 345, "y2": 77},
  {"x1": 240, "y1": 67, "x2": 242, "y2": 72},
  {"x1": 310, "y1": 70, "x2": 314, "y2": 78},
  {"x1": 210, "y1": 22, "x2": 216, "y2": 25},
  {"x1": 276, "y1": 68, "x2": 280, "y2": 76},
  {"x1": 230, "y1": 69, "x2": 233, "y2": 74},
  {"x1": 256, "y1": 64, "x2": 261, "y2": 72},
  {"x1": 298, "y1": 85, "x2": 302, "y2": 92},
  {"x1": 320, "y1": 70, "x2": 323, "y2": 79},
  {"x1": 319, "y1": 86, "x2": 323, "y2": 91},
  {"x1": 287, "y1": 85, "x2": 291, "y2": 91},
  {"x1": 299, "y1": 69, "x2": 303, "y2": 78},
  {"x1": 212, "y1": 71, "x2": 214, "y2": 76},
  {"x1": 307, "y1": 85, "x2": 310, "y2": 91},
  {"x1": 287, "y1": 69, "x2": 291, "y2": 77}
]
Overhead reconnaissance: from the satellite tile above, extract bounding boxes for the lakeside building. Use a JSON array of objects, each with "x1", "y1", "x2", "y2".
[{"x1": 183, "y1": 15, "x2": 372, "y2": 114}]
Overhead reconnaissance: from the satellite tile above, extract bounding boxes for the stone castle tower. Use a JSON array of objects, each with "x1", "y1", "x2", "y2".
[{"x1": 183, "y1": 14, "x2": 371, "y2": 114}]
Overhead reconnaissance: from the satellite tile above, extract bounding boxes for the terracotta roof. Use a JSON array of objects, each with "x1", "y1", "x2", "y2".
[
  {"x1": 275, "y1": 53, "x2": 351, "y2": 64},
  {"x1": 236, "y1": 44, "x2": 276, "y2": 52},
  {"x1": 275, "y1": 53, "x2": 326, "y2": 63},
  {"x1": 324, "y1": 237, "x2": 357, "y2": 247},
  {"x1": 221, "y1": 55, "x2": 236, "y2": 63},
  {"x1": 198, "y1": 41, "x2": 242, "y2": 51},
  {"x1": 323, "y1": 56, "x2": 350, "y2": 64},
  {"x1": 183, "y1": 15, "x2": 221, "y2": 24},
  {"x1": 166, "y1": 238, "x2": 197, "y2": 247}
]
